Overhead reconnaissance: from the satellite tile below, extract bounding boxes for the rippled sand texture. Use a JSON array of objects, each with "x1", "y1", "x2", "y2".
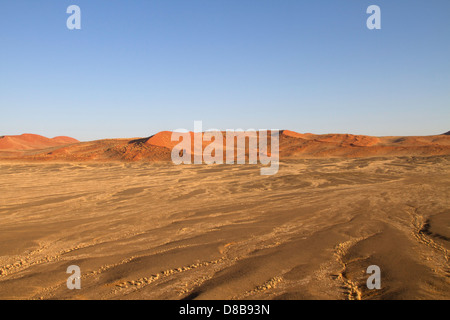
[{"x1": 0, "y1": 157, "x2": 449, "y2": 300}]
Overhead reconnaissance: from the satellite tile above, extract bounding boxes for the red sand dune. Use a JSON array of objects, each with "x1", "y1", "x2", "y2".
[
  {"x1": 51, "y1": 136, "x2": 79, "y2": 144},
  {"x1": 282, "y1": 130, "x2": 314, "y2": 140},
  {"x1": 0, "y1": 130, "x2": 449, "y2": 161},
  {"x1": 145, "y1": 131, "x2": 178, "y2": 148},
  {"x1": 0, "y1": 134, "x2": 79, "y2": 151}
]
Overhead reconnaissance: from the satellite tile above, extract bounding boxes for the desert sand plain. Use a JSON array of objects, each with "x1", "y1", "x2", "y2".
[{"x1": 0, "y1": 131, "x2": 449, "y2": 300}]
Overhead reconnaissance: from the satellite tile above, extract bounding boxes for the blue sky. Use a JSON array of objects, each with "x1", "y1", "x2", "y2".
[{"x1": 1, "y1": 0, "x2": 449, "y2": 141}]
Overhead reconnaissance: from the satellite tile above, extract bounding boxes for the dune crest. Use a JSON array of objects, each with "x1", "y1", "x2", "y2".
[
  {"x1": 145, "y1": 131, "x2": 188, "y2": 149},
  {"x1": 52, "y1": 136, "x2": 79, "y2": 144}
]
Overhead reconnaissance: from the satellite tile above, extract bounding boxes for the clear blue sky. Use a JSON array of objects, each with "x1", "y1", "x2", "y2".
[{"x1": 1, "y1": 0, "x2": 449, "y2": 141}]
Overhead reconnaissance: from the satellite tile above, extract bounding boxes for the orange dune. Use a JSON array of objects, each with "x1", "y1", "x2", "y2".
[
  {"x1": 279, "y1": 130, "x2": 312, "y2": 140},
  {"x1": 145, "y1": 131, "x2": 179, "y2": 148},
  {"x1": 51, "y1": 136, "x2": 79, "y2": 144},
  {"x1": 0, "y1": 134, "x2": 79, "y2": 151},
  {"x1": 279, "y1": 131, "x2": 450, "y2": 158}
]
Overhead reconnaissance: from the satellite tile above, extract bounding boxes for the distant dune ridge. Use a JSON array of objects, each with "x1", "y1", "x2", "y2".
[
  {"x1": 0, "y1": 134, "x2": 79, "y2": 151},
  {"x1": 0, "y1": 130, "x2": 449, "y2": 161}
]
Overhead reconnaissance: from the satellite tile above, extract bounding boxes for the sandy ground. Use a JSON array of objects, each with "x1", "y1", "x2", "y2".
[{"x1": 0, "y1": 156, "x2": 449, "y2": 300}]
